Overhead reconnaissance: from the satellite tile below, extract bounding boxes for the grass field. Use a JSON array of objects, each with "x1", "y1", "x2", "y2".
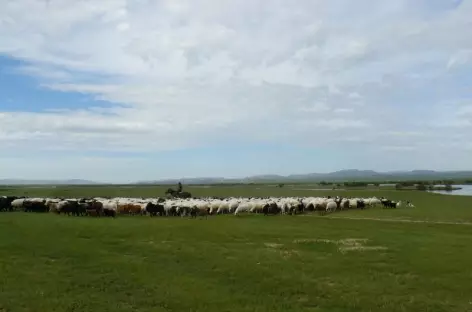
[{"x1": 1, "y1": 185, "x2": 472, "y2": 311}]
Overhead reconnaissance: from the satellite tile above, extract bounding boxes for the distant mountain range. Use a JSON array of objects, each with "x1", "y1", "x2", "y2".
[
  {"x1": 1, "y1": 170, "x2": 472, "y2": 185},
  {"x1": 0, "y1": 179, "x2": 99, "y2": 185},
  {"x1": 136, "y1": 170, "x2": 472, "y2": 184}
]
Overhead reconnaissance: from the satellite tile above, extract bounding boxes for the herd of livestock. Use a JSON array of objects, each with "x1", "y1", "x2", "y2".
[{"x1": 0, "y1": 195, "x2": 412, "y2": 217}]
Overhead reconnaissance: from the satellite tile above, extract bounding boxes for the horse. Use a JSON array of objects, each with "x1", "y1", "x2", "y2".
[{"x1": 165, "y1": 188, "x2": 192, "y2": 199}]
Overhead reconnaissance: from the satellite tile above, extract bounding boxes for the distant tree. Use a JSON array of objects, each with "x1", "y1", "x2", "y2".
[
  {"x1": 416, "y1": 183, "x2": 427, "y2": 191},
  {"x1": 399, "y1": 181, "x2": 414, "y2": 187},
  {"x1": 445, "y1": 184, "x2": 453, "y2": 191},
  {"x1": 344, "y1": 181, "x2": 368, "y2": 187},
  {"x1": 278, "y1": 183, "x2": 284, "y2": 188},
  {"x1": 395, "y1": 183, "x2": 402, "y2": 190}
]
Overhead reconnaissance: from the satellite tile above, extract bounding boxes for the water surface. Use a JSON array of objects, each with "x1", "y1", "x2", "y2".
[{"x1": 429, "y1": 185, "x2": 472, "y2": 196}]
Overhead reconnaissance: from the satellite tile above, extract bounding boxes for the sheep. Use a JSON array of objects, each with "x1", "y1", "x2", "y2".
[
  {"x1": 6, "y1": 195, "x2": 409, "y2": 219},
  {"x1": 216, "y1": 200, "x2": 230, "y2": 214},
  {"x1": 326, "y1": 201, "x2": 337, "y2": 213},
  {"x1": 349, "y1": 199, "x2": 358, "y2": 209},
  {"x1": 234, "y1": 201, "x2": 252, "y2": 215}
]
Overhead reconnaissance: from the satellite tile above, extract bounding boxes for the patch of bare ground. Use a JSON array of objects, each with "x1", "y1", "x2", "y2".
[
  {"x1": 264, "y1": 242, "x2": 299, "y2": 259},
  {"x1": 264, "y1": 242, "x2": 284, "y2": 248},
  {"x1": 280, "y1": 249, "x2": 300, "y2": 259},
  {"x1": 327, "y1": 216, "x2": 472, "y2": 225},
  {"x1": 293, "y1": 238, "x2": 387, "y2": 254}
]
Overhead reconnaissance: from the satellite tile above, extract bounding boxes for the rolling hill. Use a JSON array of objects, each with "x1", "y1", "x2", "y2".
[{"x1": 1, "y1": 170, "x2": 471, "y2": 185}]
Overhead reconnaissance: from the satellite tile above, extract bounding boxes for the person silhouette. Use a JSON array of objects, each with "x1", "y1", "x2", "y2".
[{"x1": 177, "y1": 182, "x2": 182, "y2": 193}]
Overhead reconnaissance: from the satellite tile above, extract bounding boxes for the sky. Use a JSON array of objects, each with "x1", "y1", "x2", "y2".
[{"x1": 0, "y1": 0, "x2": 471, "y2": 183}]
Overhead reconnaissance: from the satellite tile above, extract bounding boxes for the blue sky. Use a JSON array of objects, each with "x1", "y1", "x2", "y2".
[
  {"x1": 0, "y1": 0, "x2": 471, "y2": 182},
  {"x1": 1, "y1": 56, "x2": 114, "y2": 112}
]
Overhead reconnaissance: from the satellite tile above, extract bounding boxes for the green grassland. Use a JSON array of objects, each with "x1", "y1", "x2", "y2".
[{"x1": 1, "y1": 185, "x2": 472, "y2": 311}]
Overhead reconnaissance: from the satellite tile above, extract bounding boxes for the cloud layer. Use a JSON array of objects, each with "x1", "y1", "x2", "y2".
[{"x1": 1, "y1": 0, "x2": 472, "y2": 180}]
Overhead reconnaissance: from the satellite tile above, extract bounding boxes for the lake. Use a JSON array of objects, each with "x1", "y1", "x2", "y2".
[{"x1": 429, "y1": 185, "x2": 472, "y2": 196}]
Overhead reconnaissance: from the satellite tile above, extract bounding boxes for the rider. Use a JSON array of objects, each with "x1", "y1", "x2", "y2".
[{"x1": 177, "y1": 182, "x2": 182, "y2": 193}]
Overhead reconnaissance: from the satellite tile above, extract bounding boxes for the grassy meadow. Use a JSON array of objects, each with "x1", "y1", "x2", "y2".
[{"x1": 1, "y1": 184, "x2": 472, "y2": 311}]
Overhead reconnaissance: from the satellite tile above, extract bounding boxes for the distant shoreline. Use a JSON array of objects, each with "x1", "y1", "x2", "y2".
[{"x1": 430, "y1": 186, "x2": 462, "y2": 191}]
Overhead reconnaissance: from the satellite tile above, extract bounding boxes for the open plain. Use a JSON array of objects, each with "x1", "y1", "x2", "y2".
[{"x1": 1, "y1": 184, "x2": 472, "y2": 311}]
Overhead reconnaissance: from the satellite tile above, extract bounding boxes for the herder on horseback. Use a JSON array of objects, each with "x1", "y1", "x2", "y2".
[{"x1": 165, "y1": 181, "x2": 191, "y2": 199}]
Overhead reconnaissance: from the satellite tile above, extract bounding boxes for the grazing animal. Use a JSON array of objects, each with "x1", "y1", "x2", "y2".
[
  {"x1": 381, "y1": 200, "x2": 397, "y2": 209},
  {"x1": 57, "y1": 200, "x2": 81, "y2": 216},
  {"x1": 86, "y1": 201, "x2": 104, "y2": 217},
  {"x1": 3, "y1": 195, "x2": 410, "y2": 220},
  {"x1": 146, "y1": 203, "x2": 165, "y2": 217},
  {"x1": 326, "y1": 201, "x2": 337, "y2": 213},
  {"x1": 189, "y1": 206, "x2": 209, "y2": 218},
  {"x1": 358, "y1": 200, "x2": 366, "y2": 210},
  {"x1": 102, "y1": 201, "x2": 117, "y2": 217},
  {"x1": 262, "y1": 202, "x2": 280, "y2": 215},
  {"x1": 11, "y1": 198, "x2": 26, "y2": 210},
  {"x1": 23, "y1": 199, "x2": 48, "y2": 213},
  {"x1": 0, "y1": 196, "x2": 17, "y2": 212}
]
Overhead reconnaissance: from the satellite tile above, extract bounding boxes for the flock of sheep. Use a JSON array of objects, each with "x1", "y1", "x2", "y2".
[{"x1": 0, "y1": 195, "x2": 410, "y2": 217}]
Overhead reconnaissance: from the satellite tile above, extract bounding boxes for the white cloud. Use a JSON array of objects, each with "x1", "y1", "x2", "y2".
[
  {"x1": 1, "y1": 0, "x2": 472, "y2": 179},
  {"x1": 381, "y1": 146, "x2": 417, "y2": 151},
  {"x1": 457, "y1": 105, "x2": 472, "y2": 117},
  {"x1": 333, "y1": 108, "x2": 354, "y2": 114},
  {"x1": 299, "y1": 102, "x2": 330, "y2": 113},
  {"x1": 447, "y1": 49, "x2": 472, "y2": 69}
]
